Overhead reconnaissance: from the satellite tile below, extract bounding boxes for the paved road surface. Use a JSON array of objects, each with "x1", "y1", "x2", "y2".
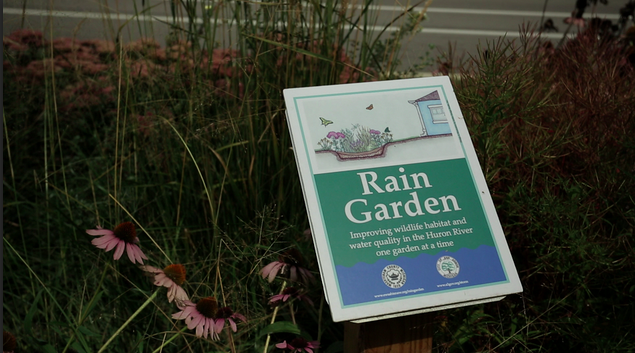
[{"x1": 3, "y1": 0, "x2": 626, "y2": 71}]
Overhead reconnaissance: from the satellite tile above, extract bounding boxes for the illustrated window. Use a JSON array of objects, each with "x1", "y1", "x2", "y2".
[{"x1": 428, "y1": 105, "x2": 447, "y2": 123}]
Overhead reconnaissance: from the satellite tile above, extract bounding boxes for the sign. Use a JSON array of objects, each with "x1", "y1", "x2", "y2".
[{"x1": 284, "y1": 77, "x2": 522, "y2": 323}]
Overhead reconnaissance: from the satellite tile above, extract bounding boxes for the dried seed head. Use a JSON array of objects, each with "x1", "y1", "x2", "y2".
[
  {"x1": 113, "y1": 222, "x2": 137, "y2": 244},
  {"x1": 195, "y1": 297, "x2": 218, "y2": 318},
  {"x1": 163, "y1": 264, "x2": 186, "y2": 285}
]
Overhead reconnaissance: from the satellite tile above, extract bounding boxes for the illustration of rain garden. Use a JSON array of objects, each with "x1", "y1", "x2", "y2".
[{"x1": 317, "y1": 124, "x2": 393, "y2": 158}]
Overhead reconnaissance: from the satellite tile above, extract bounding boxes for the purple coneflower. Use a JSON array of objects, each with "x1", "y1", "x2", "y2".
[
  {"x1": 140, "y1": 264, "x2": 189, "y2": 304},
  {"x1": 276, "y1": 337, "x2": 320, "y2": 353},
  {"x1": 269, "y1": 287, "x2": 313, "y2": 307},
  {"x1": 173, "y1": 297, "x2": 219, "y2": 339},
  {"x1": 172, "y1": 297, "x2": 245, "y2": 340},
  {"x1": 260, "y1": 248, "x2": 314, "y2": 284},
  {"x1": 87, "y1": 222, "x2": 148, "y2": 264},
  {"x1": 214, "y1": 306, "x2": 247, "y2": 334}
]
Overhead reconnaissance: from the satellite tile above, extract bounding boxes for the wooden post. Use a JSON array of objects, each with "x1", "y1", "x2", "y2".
[{"x1": 343, "y1": 312, "x2": 434, "y2": 353}]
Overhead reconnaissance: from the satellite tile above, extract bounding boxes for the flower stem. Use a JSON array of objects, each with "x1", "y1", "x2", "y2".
[
  {"x1": 151, "y1": 327, "x2": 187, "y2": 353},
  {"x1": 61, "y1": 264, "x2": 109, "y2": 353},
  {"x1": 289, "y1": 301, "x2": 296, "y2": 326},
  {"x1": 263, "y1": 280, "x2": 287, "y2": 353},
  {"x1": 227, "y1": 326, "x2": 237, "y2": 353},
  {"x1": 97, "y1": 290, "x2": 159, "y2": 353}
]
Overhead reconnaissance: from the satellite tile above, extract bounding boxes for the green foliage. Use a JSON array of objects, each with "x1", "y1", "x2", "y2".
[
  {"x1": 436, "y1": 28, "x2": 635, "y2": 352},
  {"x1": 4, "y1": 2, "x2": 635, "y2": 352},
  {"x1": 2, "y1": 1, "x2": 430, "y2": 352}
]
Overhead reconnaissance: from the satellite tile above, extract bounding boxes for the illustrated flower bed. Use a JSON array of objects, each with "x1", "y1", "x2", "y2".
[{"x1": 317, "y1": 124, "x2": 393, "y2": 160}]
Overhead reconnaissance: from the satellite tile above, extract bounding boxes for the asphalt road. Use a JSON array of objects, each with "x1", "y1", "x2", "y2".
[{"x1": 3, "y1": 0, "x2": 627, "y2": 71}]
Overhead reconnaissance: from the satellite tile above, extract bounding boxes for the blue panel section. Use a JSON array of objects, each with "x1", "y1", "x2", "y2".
[
  {"x1": 417, "y1": 100, "x2": 452, "y2": 136},
  {"x1": 336, "y1": 245, "x2": 507, "y2": 306}
]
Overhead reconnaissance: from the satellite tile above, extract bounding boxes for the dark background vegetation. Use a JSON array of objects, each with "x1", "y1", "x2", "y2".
[{"x1": 3, "y1": 1, "x2": 635, "y2": 352}]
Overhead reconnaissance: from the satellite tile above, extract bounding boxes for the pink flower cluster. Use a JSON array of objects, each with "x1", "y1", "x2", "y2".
[
  {"x1": 3, "y1": 31, "x2": 249, "y2": 116},
  {"x1": 326, "y1": 131, "x2": 346, "y2": 139}
]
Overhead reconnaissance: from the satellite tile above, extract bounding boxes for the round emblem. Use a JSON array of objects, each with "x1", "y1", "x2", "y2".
[
  {"x1": 382, "y1": 264, "x2": 407, "y2": 288},
  {"x1": 436, "y1": 256, "x2": 460, "y2": 278}
]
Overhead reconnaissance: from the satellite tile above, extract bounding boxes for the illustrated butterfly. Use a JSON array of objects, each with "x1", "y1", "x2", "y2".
[
  {"x1": 384, "y1": 127, "x2": 391, "y2": 133},
  {"x1": 319, "y1": 117, "x2": 334, "y2": 127},
  {"x1": 366, "y1": 104, "x2": 374, "y2": 110}
]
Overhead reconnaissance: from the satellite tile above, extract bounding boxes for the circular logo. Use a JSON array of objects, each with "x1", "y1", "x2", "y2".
[
  {"x1": 382, "y1": 264, "x2": 407, "y2": 288},
  {"x1": 436, "y1": 256, "x2": 460, "y2": 278}
]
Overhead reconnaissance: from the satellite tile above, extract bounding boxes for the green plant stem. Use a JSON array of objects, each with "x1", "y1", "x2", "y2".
[
  {"x1": 98, "y1": 291, "x2": 159, "y2": 353},
  {"x1": 263, "y1": 280, "x2": 287, "y2": 353},
  {"x1": 61, "y1": 265, "x2": 109, "y2": 353},
  {"x1": 151, "y1": 327, "x2": 187, "y2": 353},
  {"x1": 289, "y1": 302, "x2": 296, "y2": 326}
]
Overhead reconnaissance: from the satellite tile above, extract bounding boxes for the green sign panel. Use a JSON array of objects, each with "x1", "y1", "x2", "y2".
[{"x1": 284, "y1": 77, "x2": 522, "y2": 322}]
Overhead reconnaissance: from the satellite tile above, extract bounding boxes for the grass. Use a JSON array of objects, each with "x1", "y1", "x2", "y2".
[{"x1": 3, "y1": 1, "x2": 635, "y2": 352}]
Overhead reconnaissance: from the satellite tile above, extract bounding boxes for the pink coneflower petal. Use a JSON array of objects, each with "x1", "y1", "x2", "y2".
[
  {"x1": 86, "y1": 228, "x2": 113, "y2": 236},
  {"x1": 173, "y1": 297, "x2": 219, "y2": 339},
  {"x1": 102, "y1": 238, "x2": 120, "y2": 252},
  {"x1": 262, "y1": 249, "x2": 313, "y2": 284},
  {"x1": 142, "y1": 264, "x2": 188, "y2": 302},
  {"x1": 113, "y1": 241, "x2": 126, "y2": 260},
  {"x1": 126, "y1": 244, "x2": 137, "y2": 263},
  {"x1": 269, "y1": 287, "x2": 313, "y2": 306},
  {"x1": 196, "y1": 321, "x2": 205, "y2": 338},
  {"x1": 289, "y1": 266, "x2": 298, "y2": 282},
  {"x1": 154, "y1": 273, "x2": 169, "y2": 286},
  {"x1": 128, "y1": 244, "x2": 147, "y2": 264},
  {"x1": 261, "y1": 261, "x2": 284, "y2": 282},
  {"x1": 172, "y1": 297, "x2": 243, "y2": 340},
  {"x1": 215, "y1": 318, "x2": 225, "y2": 333},
  {"x1": 140, "y1": 265, "x2": 161, "y2": 274},
  {"x1": 91, "y1": 237, "x2": 116, "y2": 250},
  {"x1": 212, "y1": 318, "x2": 220, "y2": 339},
  {"x1": 188, "y1": 314, "x2": 203, "y2": 330},
  {"x1": 91, "y1": 233, "x2": 117, "y2": 246},
  {"x1": 268, "y1": 294, "x2": 282, "y2": 304},
  {"x1": 176, "y1": 299, "x2": 195, "y2": 311},
  {"x1": 168, "y1": 285, "x2": 189, "y2": 303},
  {"x1": 276, "y1": 337, "x2": 320, "y2": 352},
  {"x1": 268, "y1": 263, "x2": 284, "y2": 282},
  {"x1": 136, "y1": 247, "x2": 146, "y2": 264}
]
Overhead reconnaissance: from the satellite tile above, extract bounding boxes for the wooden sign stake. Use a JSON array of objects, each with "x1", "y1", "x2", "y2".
[{"x1": 343, "y1": 312, "x2": 434, "y2": 353}]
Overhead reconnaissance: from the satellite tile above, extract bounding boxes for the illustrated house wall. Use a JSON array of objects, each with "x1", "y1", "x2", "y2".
[{"x1": 409, "y1": 90, "x2": 452, "y2": 136}]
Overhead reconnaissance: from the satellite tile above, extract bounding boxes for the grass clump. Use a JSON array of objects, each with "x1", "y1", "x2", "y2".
[
  {"x1": 436, "y1": 25, "x2": 635, "y2": 352},
  {"x1": 3, "y1": 1, "x2": 429, "y2": 352}
]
